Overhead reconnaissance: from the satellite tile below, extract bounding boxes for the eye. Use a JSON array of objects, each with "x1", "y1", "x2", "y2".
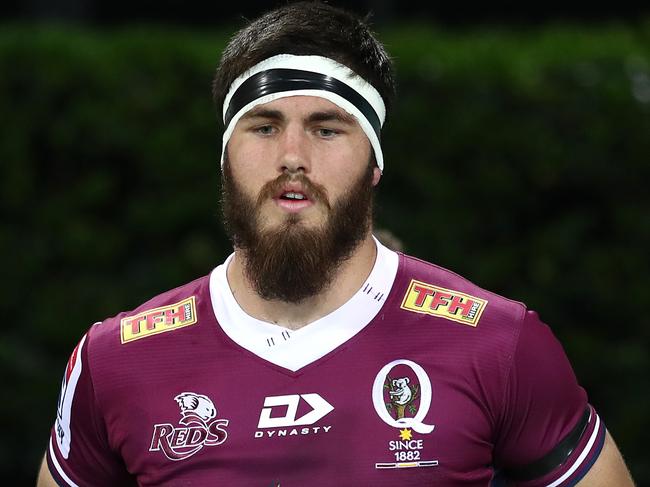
[
  {"x1": 317, "y1": 128, "x2": 338, "y2": 138},
  {"x1": 254, "y1": 125, "x2": 276, "y2": 135}
]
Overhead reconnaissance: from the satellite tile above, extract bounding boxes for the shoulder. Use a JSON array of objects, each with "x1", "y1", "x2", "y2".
[
  {"x1": 392, "y1": 252, "x2": 534, "y2": 382},
  {"x1": 85, "y1": 273, "x2": 212, "y2": 359},
  {"x1": 397, "y1": 252, "x2": 527, "y2": 333},
  {"x1": 389, "y1": 253, "x2": 545, "y2": 425}
]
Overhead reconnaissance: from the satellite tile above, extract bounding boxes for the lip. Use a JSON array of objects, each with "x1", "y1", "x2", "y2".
[
  {"x1": 274, "y1": 183, "x2": 310, "y2": 200},
  {"x1": 272, "y1": 183, "x2": 314, "y2": 213},
  {"x1": 273, "y1": 197, "x2": 314, "y2": 213}
]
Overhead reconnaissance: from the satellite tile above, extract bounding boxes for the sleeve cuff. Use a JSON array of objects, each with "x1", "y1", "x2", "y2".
[
  {"x1": 511, "y1": 406, "x2": 607, "y2": 487},
  {"x1": 47, "y1": 436, "x2": 80, "y2": 487}
]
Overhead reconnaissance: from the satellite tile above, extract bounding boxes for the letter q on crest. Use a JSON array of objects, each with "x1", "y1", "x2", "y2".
[{"x1": 372, "y1": 359, "x2": 435, "y2": 434}]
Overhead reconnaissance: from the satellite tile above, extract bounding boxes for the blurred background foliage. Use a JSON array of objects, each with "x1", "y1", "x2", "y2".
[{"x1": 1, "y1": 20, "x2": 649, "y2": 485}]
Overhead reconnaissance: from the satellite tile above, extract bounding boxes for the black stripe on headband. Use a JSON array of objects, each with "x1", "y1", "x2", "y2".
[{"x1": 224, "y1": 68, "x2": 381, "y2": 139}]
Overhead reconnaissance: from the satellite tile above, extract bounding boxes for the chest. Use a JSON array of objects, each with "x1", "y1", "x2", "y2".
[{"x1": 106, "y1": 341, "x2": 503, "y2": 486}]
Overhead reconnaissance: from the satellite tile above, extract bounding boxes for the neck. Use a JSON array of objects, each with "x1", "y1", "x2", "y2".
[{"x1": 226, "y1": 233, "x2": 378, "y2": 330}]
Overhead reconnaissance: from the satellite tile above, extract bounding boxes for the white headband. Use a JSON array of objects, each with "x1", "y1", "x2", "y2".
[{"x1": 220, "y1": 54, "x2": 386, "y2": 171}]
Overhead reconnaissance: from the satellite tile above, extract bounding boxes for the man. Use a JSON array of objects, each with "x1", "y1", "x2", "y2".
[{"x1": 38, "y1": 2, "x2": 635, "y2": 486}]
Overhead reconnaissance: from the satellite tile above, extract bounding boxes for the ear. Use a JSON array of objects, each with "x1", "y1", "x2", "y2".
[
  {"x1": 405, "y1": 377, "x2": 410, "y2": 384},
  {"x1": 372, "y1": 166, "x2": 382, "y2": 186}
]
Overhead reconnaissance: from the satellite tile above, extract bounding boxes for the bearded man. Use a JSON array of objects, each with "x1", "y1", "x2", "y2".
[{"x1": 39, "y1": 2, "x2": 634, "y2": 486}]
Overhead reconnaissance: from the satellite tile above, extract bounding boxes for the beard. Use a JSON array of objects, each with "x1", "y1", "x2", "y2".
[{"x1": 220, "y1": 153, "x2": 375, "y2": 304}]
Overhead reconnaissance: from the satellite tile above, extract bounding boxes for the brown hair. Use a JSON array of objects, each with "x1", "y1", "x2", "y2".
[{"x1": 212, "y1": 1, "x2": 395, "y2": 123}]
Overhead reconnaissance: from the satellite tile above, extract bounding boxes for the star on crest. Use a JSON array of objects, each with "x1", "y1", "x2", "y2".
[{"x1": 399, "y1": 428, "x2": 412, "y2": 441}]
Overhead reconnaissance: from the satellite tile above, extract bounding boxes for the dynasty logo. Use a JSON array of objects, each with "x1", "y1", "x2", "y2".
[
  {"x1": 150, "y1": 392, "x2": 229, "y2": 461},
  {"x1": 255, "y1": 394, "x2": 334, "y2": 439}
]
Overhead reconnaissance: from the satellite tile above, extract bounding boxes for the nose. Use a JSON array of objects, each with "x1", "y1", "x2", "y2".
[{"x1": 276, "y1": 124, "x2": 311, "y2": 174}]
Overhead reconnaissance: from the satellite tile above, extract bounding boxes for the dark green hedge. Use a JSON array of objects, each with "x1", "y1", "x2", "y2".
[{"x1": 1, "y1": 22, "x2": 648, "y2": 484}]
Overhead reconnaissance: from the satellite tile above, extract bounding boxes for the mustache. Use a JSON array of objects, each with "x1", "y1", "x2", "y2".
[{"x1": 255, "y1": 172, "x2": 331, "y2": 210}]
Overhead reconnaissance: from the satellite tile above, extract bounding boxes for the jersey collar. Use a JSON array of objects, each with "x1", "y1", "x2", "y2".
[{"x1": 209, "y1": 236, "x2": 399, "y2": 372}]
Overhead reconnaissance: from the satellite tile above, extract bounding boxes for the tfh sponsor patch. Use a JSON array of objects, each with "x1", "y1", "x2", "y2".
[
  {"x1": 121, "y1": 296, "x2": 197, "y2": 343},
  {"x1": 400, "y1": 280, "x2": 487, "y2": 326}
]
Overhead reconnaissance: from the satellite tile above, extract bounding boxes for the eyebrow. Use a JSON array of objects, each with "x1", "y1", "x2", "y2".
[
  {"x1": 240, "y1": 108, "x2": 285, "y2": 121},
  {"x1": 306, "y1": 110, "x2": 356, "y2": 125},
  {"x1": 240, "y1": 107, "x2": 356, "y2": 126}
]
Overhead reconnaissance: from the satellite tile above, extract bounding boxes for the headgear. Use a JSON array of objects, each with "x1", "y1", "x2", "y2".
[{"x1": 221, "y1": 54, "x2": 386, "y2": 171}]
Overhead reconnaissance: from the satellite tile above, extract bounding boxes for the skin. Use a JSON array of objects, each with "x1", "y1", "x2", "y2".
[
  {"x1": 225, "y1": 95, "x2": 381, "y2": 330},
  {"x1": 37, "y1": 457, "x2": 56, "y2": 487},
  {"x1": 37, "y1": 95, "x2": 635, "y2": 486},
  {"x1": 575, "y1": 431, "x2": 635, "y2": 486}
]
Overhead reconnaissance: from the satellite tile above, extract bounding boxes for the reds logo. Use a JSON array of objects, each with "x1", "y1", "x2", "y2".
[{"x1": 150, "y1": 392, "x2": 229, "y2": 461}]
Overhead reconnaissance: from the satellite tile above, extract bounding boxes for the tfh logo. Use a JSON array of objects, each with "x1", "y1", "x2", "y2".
[
  {"x1": 150, "y1": 392, "x2": 229, "y2": 461},
  {"x1": 258, "y1": 394, "x2": 334, "y2": 428}
]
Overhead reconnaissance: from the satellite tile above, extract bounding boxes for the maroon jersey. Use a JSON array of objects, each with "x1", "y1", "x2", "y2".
[{"x1": 47, "y1": 240, "x2": 605, "y2": 486}]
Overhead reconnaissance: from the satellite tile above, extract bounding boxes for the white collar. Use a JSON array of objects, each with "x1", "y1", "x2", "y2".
[{"x1": 209, "y1": 237, "x2": 399, "y2": 372}]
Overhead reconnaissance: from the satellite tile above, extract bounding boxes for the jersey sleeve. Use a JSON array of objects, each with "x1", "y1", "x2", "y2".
[
  {"x1": 46, "y1": 328, "x2": 134, "y2": 486},
  {"x1": 493, "y1": 310, "x2": 606, "y2": 486}
]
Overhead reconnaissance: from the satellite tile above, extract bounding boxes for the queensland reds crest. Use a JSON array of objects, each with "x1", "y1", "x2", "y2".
[
  {"x1": 372, "y1": 360, "x2": 435, "y2": 434},
  {"x1": 150, "y1": 393, "x2": 229, "y2": 461}
]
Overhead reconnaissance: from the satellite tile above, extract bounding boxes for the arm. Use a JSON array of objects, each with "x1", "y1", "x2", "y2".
[
  {"x1": 576, "y1": 430, "x2": 634, "y2": 486},
  {"x1": 494, "y1": 310, "x2": 634, "y2": 486},
  {"x1": 42, "y1": 331, "x2": 134, "y2": 486},
  {"x1": 37, "y1": 454, "x2": 58, "y2": 487}
]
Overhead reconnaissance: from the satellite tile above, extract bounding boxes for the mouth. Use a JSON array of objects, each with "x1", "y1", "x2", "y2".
[
  {"x1": 273, "y1": 187, "x2": 314, "y2": 213},
  {"x1": 278, "y1": 191, "x2": 308, "y2": 202}
]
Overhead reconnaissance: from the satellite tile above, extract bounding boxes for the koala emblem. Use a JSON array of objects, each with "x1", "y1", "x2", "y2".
[
  {"x1": 389, "y1": 377, "x2": 412, "y2": 405},
  {"x1": 174, "y1": 392, "x2": 217, "y2": 422}
]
